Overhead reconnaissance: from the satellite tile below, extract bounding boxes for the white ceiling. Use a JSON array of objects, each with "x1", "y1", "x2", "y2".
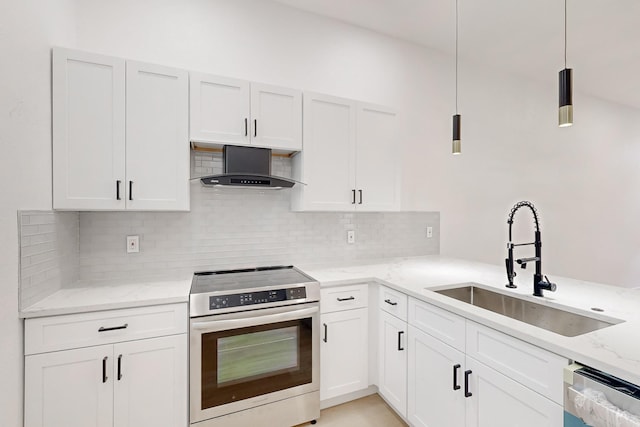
[{"x1": 273, "y1": 0, "x2": 640, "y2": 109}]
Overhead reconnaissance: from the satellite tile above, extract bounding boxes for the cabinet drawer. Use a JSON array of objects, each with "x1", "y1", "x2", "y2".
[
  {"x1": 466, "y1": 321, "x2": 568, "y2": 405},
  {"x1": 379, "y1": 286, "x2": 408, "y2": 321},
  {"x1": 25, "y1": 303, "x2": 188, "y2": 355},
  {"x1": 408, "y1": 297, "x2": 465, "y2": 352},
  {"x1": 321, "y1": 284, "x2": 368, "y2": 313}
]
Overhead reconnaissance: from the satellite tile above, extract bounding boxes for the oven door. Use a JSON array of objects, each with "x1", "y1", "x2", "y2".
[{"x1": 189, "y1": 303, "x2": 319, "y2": 423}]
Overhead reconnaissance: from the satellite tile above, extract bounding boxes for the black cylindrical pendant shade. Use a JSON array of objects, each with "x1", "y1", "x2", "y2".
[
  {"x1": 452, "y1": 114, "x2": 461, "y2": 154},
  {"x1": 559, "y1": 68, "x2": 572, "y2": 106},
  {"x1": 558, "y1": 68, "x2": 573, "y2": 127}
]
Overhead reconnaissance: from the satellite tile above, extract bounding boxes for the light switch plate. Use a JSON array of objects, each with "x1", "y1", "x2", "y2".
[
  {"x1": 127, "y1": 235, "x2": 139, "y2": 253},
  {"x1": 347, "y1": 230, "x2": 355, "y2": 244}
]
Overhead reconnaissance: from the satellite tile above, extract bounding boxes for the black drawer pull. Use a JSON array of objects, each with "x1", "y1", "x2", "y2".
[
  {"x1": 337, "y1": 296, "x2": 355, "y2": 302},
  {"x1": 352, "y1": 189, "x2": 356, "y2": 204},
  {"x1": 254, "y1": 119, "x2": 257, "y2": 137},
  {"x1": 384, "y1": 299, "x2": 398, "y2": 306},
  {"x1": 358, "y1": 189, "x2": 363, "y2": 204},
  {"x1": 98, "y1": 323, "x2": 128, "y2": 332},
  {"x1": 464, "y1": 370, "x2": 473, "y2": 397},
  {"x1": 117, "y1": 354, "x2": 123, "y2": 381},
  {"x1": 397, "y1": 330, "x2": 404, "y2": 351},
  {"x1": 102, "y1": 356, "x2": 108, "y2": 383},
  {"x1": 128, "y1": 181, "x2": 133, "y2": 201},
  {"x1": 323, "y1": 323, "x2": 328, "y2": 343},
  {"x1": 244, "y1": 118, "x2": 248, "y2": 136},
  {"x1": 116, "y1": 180, "x2": 121, "y2": 200},
  {"x1": 453, "y1": 364, "x2": 461, "y2": 390}
]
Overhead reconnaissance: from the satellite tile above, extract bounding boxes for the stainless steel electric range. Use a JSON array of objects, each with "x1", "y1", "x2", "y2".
[{"x1": 189, "y1": 266, "x2": 320, "y2": 427}]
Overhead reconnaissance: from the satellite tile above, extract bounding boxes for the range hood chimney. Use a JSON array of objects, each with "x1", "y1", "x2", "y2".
[{"x1": 200, "y1": 146, "x2": 297, "y2": 189}]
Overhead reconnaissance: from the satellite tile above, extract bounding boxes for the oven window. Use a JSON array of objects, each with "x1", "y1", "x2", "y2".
[
  {"x1": 217, "y1": 326, "x2": 299, "y2": 385},
  {"x1": 201, "y1": 318, "x2": 312, "y2": 409}
]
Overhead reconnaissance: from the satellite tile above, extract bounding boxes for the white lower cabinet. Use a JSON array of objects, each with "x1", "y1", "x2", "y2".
[
  {"x1": 320, "y1": 284, "x2": 369, "y2": 402},
  {"x1": 378, "y1": 310, "x2": 407, "y2": 417},
  {"x1": 405, "y1": 297, "x2": 565, "y2": 427},
  {"x1": 24, "y1": 304, "x2": 188, "y2": 427},
  {"x1": 320, "y1": 307, "x2": 369, "y2": 400},
  {"x1": 464, "y1": 356, "x2": 563, "y2": 427},
  {"x1": 407, "y1": 325, "x2": 465, "y2": 427}
]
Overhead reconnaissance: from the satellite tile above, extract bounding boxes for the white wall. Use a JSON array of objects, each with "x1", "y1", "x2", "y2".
[
  {"x1": 0, "y1": 1, "x2": 76, "y2": 425},
  {"x1": 434, "y1": 60, "x2": 640, "y2": 287}
]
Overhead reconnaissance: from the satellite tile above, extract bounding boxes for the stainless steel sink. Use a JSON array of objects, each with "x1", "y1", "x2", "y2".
[{"x1": 433, "y1": 284, "x2": 622, "y2": 337}]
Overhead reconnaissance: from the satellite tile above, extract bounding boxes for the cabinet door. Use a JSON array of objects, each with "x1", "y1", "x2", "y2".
[
  {"x1": 126, "y1": 61, "x2": 189, "y2": 211},
  {"x1": 407, "y1": 325, "x2": 465, "y2": 427},
  {"x1": 52, "y1": 48, "x2": 126, "y2": 210},
  {"x1": 25, "y1": 345, "x2": 113, "y2": 427},
  {"x1": 355, "y1": 103, "x2": 400, "y2": 211},
  {"x1": 250, "y1": 83, "x2": 302, "y2": 151},
  {"x1": 378, "y1": 310, "x2": 407, "y2": 417},
  {"x1": 465, "y1": 357, "x2": 563, "y2": 427},
  {"x1": 189, "y1": 72, "x2": 250, "y2": 146},
  {"x1": 320, "y1": 308, "x2": 369, "y2": 400},
  {"x1": 113, "y1": 334, "x2": 188, "y2": 427},
  {"x1": 291, "y1": 92, "x2": 357, "y2": 211}
]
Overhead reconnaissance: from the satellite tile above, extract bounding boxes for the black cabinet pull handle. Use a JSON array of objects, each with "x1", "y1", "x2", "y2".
[
  {"x1": 352, "y1": 189, "x2": 356, "y2": 204},
  {"x1": 244, "y1": 118, "x2": 248, "y2": 136},
  {"x1": 116, "y1": 180, "x2": 121, "y2": 200},
  {"x1": 323, "y1": 323, "x2": 328, "y2": 343},
  {"x1": 102, "y1": 356, "x2": 108, "y2": 383},
  {"x1": 453, "y1": 364, "x2": 461, "y2": 390},
  {"x1": 397, "y1": 330, "x2": 404, "y2": 351},
  {"x1": 384, "y1": 299, "x2": 398, "y2": 306},
  {"x1": 128, "y1": 181, "x2": 133, "y2": 201},
  {"x1": 254, "y1": 119, "x2": 257, "y2": 137},
  {"x1": 117, "y1": 354, "x2": 123, "y2": 381},
  {"x1": 98, "y1": 323, "x2": 128, "y2": 332},
  {"x1": 337, "y1": 296, "x2": 355, "y2": 302},
  {"x1": 464, "y1": 370, "x2": 473, "y2": 397},
  {"x1": 358, "y1": 189, "x2": 363, "y2": 204}
]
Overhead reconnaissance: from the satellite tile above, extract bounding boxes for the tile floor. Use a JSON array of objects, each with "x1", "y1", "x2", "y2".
[{"x1": 295, "y1": 394, "x2": 408, "y2": 427}]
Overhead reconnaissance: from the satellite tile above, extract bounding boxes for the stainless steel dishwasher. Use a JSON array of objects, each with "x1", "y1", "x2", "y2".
[{"x1": 564, "y1": 363, "x2": 640, "y2": 426}]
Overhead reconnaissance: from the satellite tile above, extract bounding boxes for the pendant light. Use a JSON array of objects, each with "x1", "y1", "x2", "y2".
[
  {"x1": 452, "y1": 0, "x2": 462, "y2": 154},
  {"x1": 559, "y1": 0, "x2": 573, "y2": 127}
]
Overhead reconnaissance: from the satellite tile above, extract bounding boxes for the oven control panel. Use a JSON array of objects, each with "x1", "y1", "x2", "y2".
[{"x1": 209, "y1": 287, "x2": 307, "y2": 310}]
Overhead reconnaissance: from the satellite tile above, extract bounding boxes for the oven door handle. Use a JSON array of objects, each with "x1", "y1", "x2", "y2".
[{"x1": 191, "y1": 306, "x2": 319, "y2": 332}]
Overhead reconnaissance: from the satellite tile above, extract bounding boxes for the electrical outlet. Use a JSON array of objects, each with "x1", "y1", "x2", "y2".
[
  {"x1": 347, "y1": 230, "x2": 355, "y2": 244},
  {"x1": 127, "y1": 235, "x2": 139, "y2": 253},
  {"x1": 427, "y1": 227, "x2": 433, "y2": 238}
]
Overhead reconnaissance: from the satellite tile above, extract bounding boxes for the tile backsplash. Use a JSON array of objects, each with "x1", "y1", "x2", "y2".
[
  {"x1": 19, "y1": 211, "x2": 79, "y2": 309},
  {"x1": 78, "y1": 183, "x2": 440, "y2": 282}
]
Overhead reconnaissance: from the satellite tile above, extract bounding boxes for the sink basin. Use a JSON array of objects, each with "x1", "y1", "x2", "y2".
[{"x1": 433, "y1": 284, "x2": 622, "y2": 337}]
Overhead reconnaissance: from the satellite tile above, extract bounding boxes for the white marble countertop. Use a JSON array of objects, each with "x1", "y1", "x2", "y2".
[
  {"x1": 19, "y1": 277, "x2": 192, "y2": 319},
  {"x1": 300, "y1": 255, "x2": 640, "y2": 387}
]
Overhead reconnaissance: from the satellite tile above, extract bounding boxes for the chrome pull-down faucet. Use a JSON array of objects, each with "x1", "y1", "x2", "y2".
[{"x1": 505, "y1": 201, "x2": 557, "y2": 297}]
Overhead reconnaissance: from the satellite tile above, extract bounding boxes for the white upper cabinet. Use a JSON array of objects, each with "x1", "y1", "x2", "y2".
[
  {"x1": 292, "y1": 93, "x2": 357, "y2": 211},
  {"x1": 52, "y1": 48, "x2": 190, "y2": 211},
  {"x1": 355, "y1": 103, "x2": 400, "y2": 211},
  {"x1": 52, "y1": 48, "x2": 126, "y2": 210},
  {"x1": 125, "y1": 61, "x2": 189, "y2": 211},
  {"x1": 291, "y1": 92, "x2": 400, "y2": 212},
  {"x1": 250, "y1": 83, "x2": 302, "y2": 151},
  {"x1": 189, "y1": 73, "x2": 302, "y2": 152},
  {"x1": 189, "y1": 73, "x2": 250, "y2": 146}
]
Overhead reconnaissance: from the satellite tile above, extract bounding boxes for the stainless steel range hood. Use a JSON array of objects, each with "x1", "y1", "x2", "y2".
[{"x1": 200, "y1": 146, "x2": 297, "y2": 189}]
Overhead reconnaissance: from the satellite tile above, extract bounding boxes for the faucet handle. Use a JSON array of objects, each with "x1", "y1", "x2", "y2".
[
  {"x1": 505, "y1": 258, "x2": 517, "y2": 288},
  {"x1": 544, "y1": 275, "x2": 557, "y2": 292}
]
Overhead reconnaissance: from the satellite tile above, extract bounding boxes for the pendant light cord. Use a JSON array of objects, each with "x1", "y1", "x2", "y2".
[
  {"x1": 455, "y1": 0, "x2": 459, "y2": 113},
  {"x1": 564, "y1": 0, "x2": 567, "y2": 68}
]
